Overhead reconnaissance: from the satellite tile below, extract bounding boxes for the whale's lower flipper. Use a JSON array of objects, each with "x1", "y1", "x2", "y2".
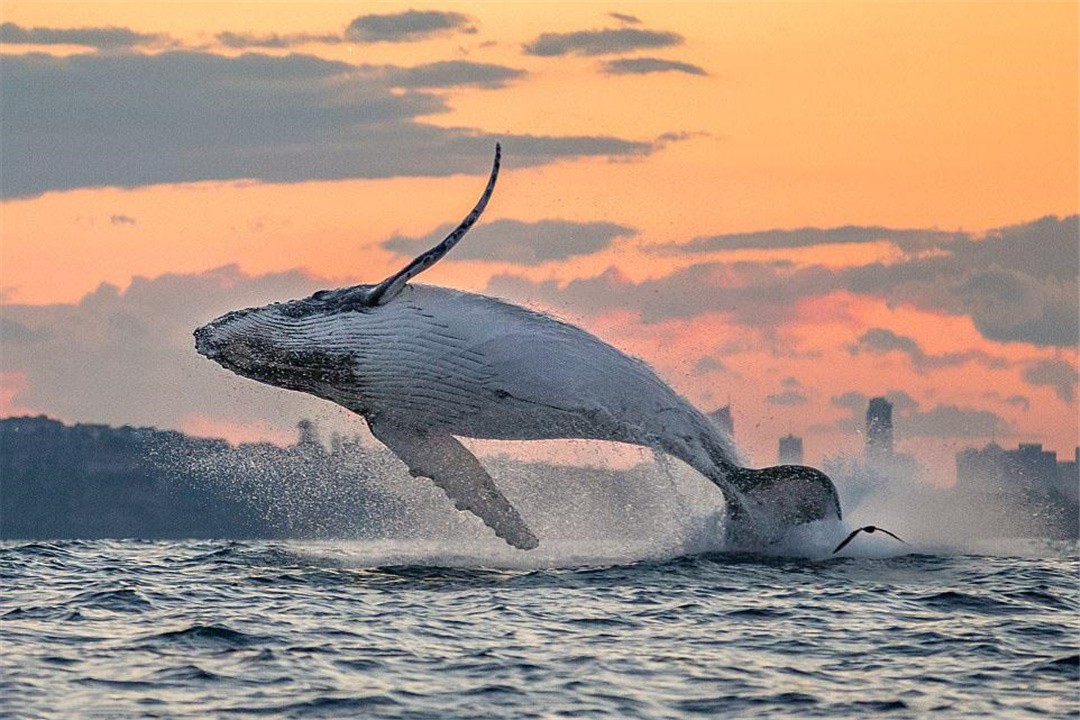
[{"x1": 370, "y1": 422, "x2": 539, "y2": 550}]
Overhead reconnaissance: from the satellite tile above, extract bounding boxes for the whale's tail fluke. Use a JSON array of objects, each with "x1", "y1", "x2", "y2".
[
  {"x1": 665, "y1": 430, "x2": 844, "y2": 547},
  {"x1": 714, "y1": 463, "x2": 843, "y2": 547}
]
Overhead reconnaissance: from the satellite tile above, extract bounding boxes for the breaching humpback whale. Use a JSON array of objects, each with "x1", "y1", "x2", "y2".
[{"x1": 194, "y1": 144, "x2": 843, "y2": 551}]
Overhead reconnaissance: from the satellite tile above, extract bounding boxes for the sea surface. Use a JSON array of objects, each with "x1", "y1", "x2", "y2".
[{"x1": 2, "y1": 538, "x2": 1077, "y2": 719}]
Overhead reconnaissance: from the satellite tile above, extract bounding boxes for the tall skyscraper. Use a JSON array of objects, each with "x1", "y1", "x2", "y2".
[
  {"x1": 866, "y1": 397, "x2": 894, "y2": 463},
  {"x1": 778, "y1": 434, "x2": 804, "y2": 465}
]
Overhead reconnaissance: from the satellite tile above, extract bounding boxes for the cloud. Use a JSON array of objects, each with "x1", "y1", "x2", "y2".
[
  {"x1": 657, "y1": 225, "x2": 960, "y2": 255},
  {"x1": 827, "y1": 390, "x2": 1010, "y2": 438},
  {"x1": 524, "y1": 28, "x2": 682, "y2": 57},
  {"x1": 902, "y1": 404, "x2": 1011, "y2": 438},
  {"x1": 982, "y1": 391, "x2": 1031, "y2": 411},
  {"x1": 1004, "y1": 394, "x2": 1031, "y2": 411},
  {"x1": 0, "y1": 317, "x2": 35, "y2": 343},
  {"x1": 490, "y1": 216, "x2": 1078, "y2": 348},
  {"x1": 608, "y1": 13, "x2": 641, "y2": 25},
  {"x1": 0, "y1": 265, "x2": 337, "y2": 432},
  {"x1": 381, "y1": 60, "x2": 526, "y2": 89},
  {"x1": 488, "y1": 261, "x2": 836, "y2": 329},
  {"x1": 344, "y1": 10, "x2": 475, "y2": 43},
  {"x1": 602, "y1": 57, "x2": 707, "y2": 76},
  {"x1": 677, "y1": 217, "x2": 1080, "y2": 348},
  {"x1": 843, "y1": 217, "x2": 1079, "y2": 347},
  {"x1": 0, "y1": 21, "x2": 168, "y2": 50},
  {"x1": 110, "y1": 214, "x2": 136, "y2": 226},
  {"x1": 766, "y1": 390, "x2": 807, "y2": 406},
  {"x1": 0, "y1": 50, "x2": 657, "y2": 198},
  {"x1": 766, "y1": 376, "x2": 808, "y2": 405},
  {"x1": 850, "y1": 327, "x2": 1008, "y2": 372},
  {"x1": 215, "y1": 31, "x2": 340, "y2": 49},
  {"x1": 1022, "y1": 359, "x2": 1077, "y2": 403},
  {"x1": 692, "y1": 356, "x2": 727, "y2": 376},
  {"x1": 383, "y1": 219, "x2": 636, "y2": 265}
]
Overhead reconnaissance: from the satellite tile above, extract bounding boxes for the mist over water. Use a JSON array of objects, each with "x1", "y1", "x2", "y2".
[{"x1": 162, "y1": 436, "x2": 1065, "y2": 569}]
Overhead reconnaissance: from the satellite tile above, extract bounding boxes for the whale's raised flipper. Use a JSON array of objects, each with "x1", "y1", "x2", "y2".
[
  {"x1": 359, "y1": 144, "x2": 501, "y2": 308},
  {"x1": 370, "y1": 421, "x2": 539, "y2": 550}
]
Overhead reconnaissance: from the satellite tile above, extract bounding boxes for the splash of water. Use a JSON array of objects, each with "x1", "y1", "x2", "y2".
[{"x1": 158, "y1": 429, "x2": 1073, "y2": 569}]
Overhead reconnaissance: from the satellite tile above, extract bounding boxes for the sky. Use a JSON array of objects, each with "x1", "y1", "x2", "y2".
[{"x1": 1, "y1": 1, "x2": 1077, "y2": 483}]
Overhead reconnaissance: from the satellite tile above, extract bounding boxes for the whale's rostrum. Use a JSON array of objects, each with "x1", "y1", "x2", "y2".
[{"x1": 194, "y1": 144, "x2": 842, "y2": 551}]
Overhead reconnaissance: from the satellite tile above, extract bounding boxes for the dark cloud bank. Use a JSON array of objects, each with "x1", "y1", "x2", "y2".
[{"x1": 0, "y1": 50, "x2": 659, "y2": 198}]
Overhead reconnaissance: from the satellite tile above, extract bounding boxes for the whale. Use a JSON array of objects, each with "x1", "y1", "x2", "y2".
[{"x1": 194, "y1": 144, "x2": 842, "y2": 550}]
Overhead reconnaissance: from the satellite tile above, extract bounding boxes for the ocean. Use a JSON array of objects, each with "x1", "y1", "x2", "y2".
[{"x1": 2, "y1": 537, "x2": 1077, "y2": 719}]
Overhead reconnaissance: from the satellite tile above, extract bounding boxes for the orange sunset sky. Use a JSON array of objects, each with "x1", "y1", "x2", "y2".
[{"x1": 1, "y1": 1, "x2": 1077, "y2": 483}]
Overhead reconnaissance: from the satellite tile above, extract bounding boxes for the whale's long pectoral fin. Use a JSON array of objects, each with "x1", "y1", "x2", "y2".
[{"x1": 370, "y1": 422, "x2": 539, "y2": 550}]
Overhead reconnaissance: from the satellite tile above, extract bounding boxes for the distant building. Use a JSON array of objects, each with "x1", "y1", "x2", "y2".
[
  {"x1": 957, "y1": 442, "x2": 1080, "y2": 497},
  {"x1": 0, "y1": 415, "x2": 394, "y2": 540},
  {"x1": 1058, "y1": 447, "x2": 1079, "y2": 487},
  {"x1": 778, "y1": 434, "x2": 804, "y2": 465},
  {"x1": 709, "y1": 405, "x2": 734, "y2": 439},
  {"x1": 866, "y1": 397, "x2": 894, "y2": 463},
  {"x1": 955, "y1": 441, "x2": 1079, "y2": 538}
]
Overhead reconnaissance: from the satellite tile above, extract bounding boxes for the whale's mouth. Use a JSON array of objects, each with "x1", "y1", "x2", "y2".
[
  {"x1": 193, "y1": 322, "x2": 266, "y2": 377},
  {"x1": 193, "y1": 324, "x2": 219, "y2": 359}
]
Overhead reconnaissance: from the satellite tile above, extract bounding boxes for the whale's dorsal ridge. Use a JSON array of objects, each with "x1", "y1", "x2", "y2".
[{"x1": 360, "y1": 143, "x2": 501, "y2": 308}]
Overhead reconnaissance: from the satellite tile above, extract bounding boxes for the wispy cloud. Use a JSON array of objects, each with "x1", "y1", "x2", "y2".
[
  {"x1": 602, "y1": 57, "x2": 707, "y2": 76},
  {"x1": 608, "y1": 13, "x2": 641, "y2": 25},
  {"x1": 767, "y1": 390, "x2": 808, "y2": 406},
  {"x1": 384, "y1": 219, "x2": 636, "y2": 266},
  {"x1": 381, "y1": 60, "x2": 526, "y2": 89},
  {"x1": 524, "y1": 28, "x2": 682, "y2": 56},
  {"x1": 654, "y1": 225, "x2": 960, "y2": 255},
  {"x1": 215, "y1": 31, "x2": 341, "y2": 49},
  {"x1": 850, "y1": 328, "x2": 1009, "y2": 372},
  {"x1": 216, "y1": 11, "x2": 476, "y2": 49},
  {"x1": 1022, "y1": 359, "x2": 1078, "y2": 403}
]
